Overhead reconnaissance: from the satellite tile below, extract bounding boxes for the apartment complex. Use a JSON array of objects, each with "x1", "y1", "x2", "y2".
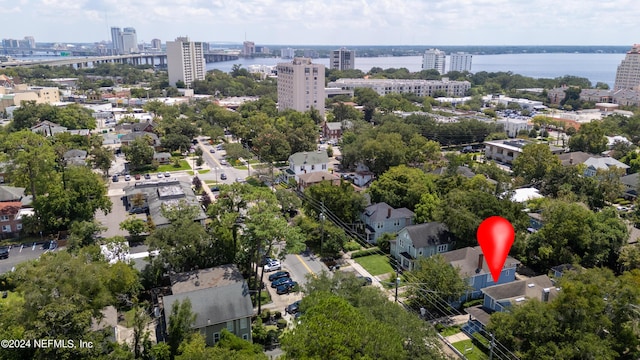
[
  {"x1": 150, "y1": 39, "x2": 162, "y2": 51},
  {"x1": 327, "y1": 78, "x2": 471, "y2": 97},
  {"x1": 243, "y1": 41, "x2": 255, "y2": 57},
  {"x1": 166, "y1": 37, "x2": 206, "y2": 87},
  {"x1": 330, "y1": 47, "x2": 355, "y2": 70},
  {"x1": 276, "y1": 57, "x2": 325, "y2": 116},
  {"x1": 110, "y1": 27, "x2": 138, "y2": 55},
  {"x1": 0, "y1": 85, "x2": 60, "y2": 112},
  {"x1": 281, "y1": 48, "x2": 295, "y2": 59},
  {"x1": 2, "y1": 36, "x2": 35, "y2": 49},
  {"x1": 614, "y1": 44, "x2": 640, "y2": 91},
  {"x1": 422, "y1": 48, "x2": 446, "y2": 74},
  {"x1": 449, "y1": 52, "x2": 473, "y2": 72}
]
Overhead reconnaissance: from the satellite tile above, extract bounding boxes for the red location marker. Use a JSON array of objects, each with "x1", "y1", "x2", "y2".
[{"x1": 477, "y1": 216, "x2": 515, "y2": 283}]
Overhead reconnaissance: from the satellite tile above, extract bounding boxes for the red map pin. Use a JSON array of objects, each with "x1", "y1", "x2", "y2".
[{"x1": 477, "y1": 216, "x2": 515, "y2": 283}]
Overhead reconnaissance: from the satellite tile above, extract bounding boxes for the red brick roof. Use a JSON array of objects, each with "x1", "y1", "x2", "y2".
[{"x1": 0, "y1": 202, "x2": 22, "y2": 215}]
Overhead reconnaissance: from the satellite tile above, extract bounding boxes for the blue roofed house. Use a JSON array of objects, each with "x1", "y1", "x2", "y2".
[
  {"x1": 162, "y1": 264, "x2": 254, "y2": 346},
  {"x1": 390, "y1": 222, "x2": 454, "y2": 271},
  {"x1": 464, "y1": 275, "x2": 559, "y2": 334},
  {"x1": 440, "y1": 246, "x2": 520, "y2": 301},
  {"x1": 361, "y1": 202, "x2": 414, "y2": 244}
]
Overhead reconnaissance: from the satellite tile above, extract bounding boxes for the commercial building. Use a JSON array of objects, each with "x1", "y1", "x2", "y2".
[
  {"x1": 166, "y1": 37, "x2": 206, "y2": 87},
  {"x1": 0, "y1": 85, "x2": 61, "y2": 112},
  {"x1": 151, "y1": 39, "x2": 162, "y2": 51},
  {"x1": 110, "y1": 27, "x2": 122, "y2": 55},
  {"x1": 422, "y1": 48, "x2": 446, "y2": 74},
  {"x1": 110, "y1": 27, "x2": 138, "y2": 55},
  {"x1": 327, "y1": 78, "x2": 471, "y2": 97},
  {"x1": 484, "y1": 139, "x2": 564, "y2": 166},
  {"x1": 615, "y1": 44, "x2": 640, "y2": 91},
  {"x1": 449, "y1": 52, "x2": 472, "y2": 72},
  {"x1": 242, "y1": 41, "x2": 255, "y2": 57},
  {"x1": 330, "y1": 47, "x2": 355, "y2": 70},
  {"x1": 276, "y1": 57, "x2": 325, "y2": 116}
]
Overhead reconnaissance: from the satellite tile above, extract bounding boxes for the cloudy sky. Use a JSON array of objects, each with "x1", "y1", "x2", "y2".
[{"x1": 1, "y1": 0, "x2": 638, "y2": 46}]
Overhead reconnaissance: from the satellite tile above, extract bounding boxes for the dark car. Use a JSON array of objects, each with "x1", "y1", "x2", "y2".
[
  {"x1": 0, "y1": 247, "x2": 9, "y2": 259},
  {"x1": 220, "y1": 173, "x2": 227, "y2": 180},
  {"x1": 268, "y1": 271, "x2": 290, "y2": 282},
  {"x1": 276, "y1": 282, "x2": 298, "y2": 295},
  {"x1": 271, "y1": 277, "x2": 293, "y2": 288},
  {"x1": 144, "y1": 173, "x2": 151, "y2": 179},
  {"x1": 112, "y1": 175, "x2": 119, "y2": 182},
  {"x1": 286, "y1": 300, "x2": 301, "y2": 314},
  {"x1": 209, "y1": 148, "x2": 215, "y2": 153},
  {"x1": 210, "y1": 186, "x2": 220, "y2": 192}
]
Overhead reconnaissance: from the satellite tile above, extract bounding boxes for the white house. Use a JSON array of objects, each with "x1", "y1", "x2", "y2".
[{"x1": 286, "y1": 150, "x2": 330, "y2": 182}]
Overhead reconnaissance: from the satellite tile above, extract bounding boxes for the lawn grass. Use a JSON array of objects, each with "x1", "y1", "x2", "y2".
[
  {"x1": 157, "y1": 160, "x2": 191, "y2": 172},
  {"x1": 234, "y1": 165, "x2": 249, "y2": 170},
  {"x1": 354, "y1": 254, "x2": 394, "y2": 276},
  {"x1": 452, "y1": 339, "x2": 488, "y2": 360},
  {"x1": 439, "y1": 325, "x2": 461, "y2": 337},
  {"x1": 121, "y1": 308, "x2": 136, "y2": 327}
]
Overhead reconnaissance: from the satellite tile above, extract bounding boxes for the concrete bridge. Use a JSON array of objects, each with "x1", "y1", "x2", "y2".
[{"x1": 0, "y1": 52, "x2": 239, "y2": 69}]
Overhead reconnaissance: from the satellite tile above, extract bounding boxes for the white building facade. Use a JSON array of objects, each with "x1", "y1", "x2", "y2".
[
  {"x1": 330, "y1": 47, "x2": 355, "y2": 70},
  {"x1": 166, "y1": 37, "x2": 206, "y2": 87},
  {"x1": 276, "y1": 57, "x2": 325, "y2": 116},
  {"x1": 281, "y1": 48, "x2": 295, "y2": 59},
  {"x1": 422, "y1": 48, "x2": 446, "y2": 74},
  {"x1": 615, "y1": 44, "x2": 640, "y2": 91},
  {"x1": 327, "y1": 78, "x2": 471, "y2": 97},
  {"x1": 449, "y1": 52, "x2": 472, "y2": 72}
]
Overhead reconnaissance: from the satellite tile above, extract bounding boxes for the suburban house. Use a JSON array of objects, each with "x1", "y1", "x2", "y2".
[
  {"x1": 153, "y1": 152, "x2": 172, "y2": 165},
  {"x1": 120, "y1": 131, "x2": 161, "y2": 149},
  {"x1": 30, "y1": 120, "x2": 68, "y2": 137},
  {"x1": 322, "y1": 122, "x2": 343, "y2": 142},
  {"x1": 621, "y1": 172, "x2": 639, "y2": 199},
  {"x1": 297, "y1": 171, "x2": 340, "y2": 191},
  {"x1": 360, "y1": 202, "x2": 414, "y2": 244},
  {"x1": 162, "y1": 264, "x2": 253, "y2": 346},
  {"x1": 464, "y1": 275, "x2": 559, "y2": 334},
  {"x1": 0, "y1": 201, "x2": 25, "y2": 239},
  {"x1": 0, "y1": 185, "x2": 32, "y2": 206},
  {"x1": 390, "y1": 222, "x2": 453, "y2": 271},
  {"x1": 509, "y1": 187, "x2": 544, "y2": 203},
  {"x1": 286, "y1": 150, "x2": 329, "y2": 182},
  {"x1": 440, "y1": 246, "x2": 520, "y2": 300},
  {"x1": 122, "y1": 179, "x2": 207, "y2": 228},
  {"x1": 558, "y1": 151, "x2": 630, "y2": 177},
  {"x1": 484, "y1": 139, "x2": 564, "y2": 166},
  {"x1": 115, "y1": 119, "x2": 155, "y2": 133},
  {"x1": 352, "y1": 163, "x2": 375, "y2": 187},
  {"x1": 527, "y1": 212, "x2": 544, "y2": 232},
  {"x1": 550, "y1": 264, "x2": 579, "y2": 278},
  {"x1": 63, "y1": 149, "x2": 88, "y2": 166}
]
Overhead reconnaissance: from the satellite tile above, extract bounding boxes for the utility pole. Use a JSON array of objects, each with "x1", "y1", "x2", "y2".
[
  {"x1": 395, "y1": 261, "x2": 400, "y2": 303},
  {"x1": 320, "y1": 201, "x2": 325, "y2": 257},
  {"x1": 489, "y1": 332, "x2": 495, "y2": 360}
]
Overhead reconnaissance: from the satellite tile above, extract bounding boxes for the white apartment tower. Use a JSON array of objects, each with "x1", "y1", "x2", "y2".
[
  {"x1": 166, "y1": 37, "x2": 206, "y2": 87},
  {"x1": 422, "y1": 48, "x2": 446, "y2": 75},
  {"x1": 276, "y1": 57, "x2": 325, "y2": 116},
  {"x1": 614, "y1": 44, "x2": 640, "y2": 91},
  {"x1": 281, "y1": 48, "x2": 295, "y2": 59},
  {"x1": 449, "y1": 52, "x2": 473, "y2": 72},
  {"x1": 330, "y1": 47, "x2": 355, "y2": 70},
  {"x1": 121, "y1": 27, "x2": 138, "y2": 54}
]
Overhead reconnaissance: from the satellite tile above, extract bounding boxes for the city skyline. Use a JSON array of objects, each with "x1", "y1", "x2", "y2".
[{"x1": 2, "y1": 0, "x2": 639, "y2": 46}]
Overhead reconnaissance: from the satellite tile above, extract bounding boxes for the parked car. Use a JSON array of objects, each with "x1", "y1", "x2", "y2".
[
  {"x1": 286, "y1": 300, "x2": 301, "y2": 314},
  {"x1": 210, "y1": 186, "x2": 220, "y2": 192},
  {"x1": 264, "y1": 260, "x2": 282, "y2": 272},
  {"x1": 235, "y1": 177, "x2": 244, "y2": 183},
  {"x1": 271, "y1": 277, "x2": 293, "y2": 288},
  {"x1": 112, "y1": 175, "x2": 119, "y2": 182},
  {"x1": 0, "y1": 247, "x2": 9, "y2": 259},
  {"x1": 209, "y1": 148, "x2": 215, "y2": 153},
  {"x1": 124, "y1": 175, "x2": 131, "y2": 181},
  {"x1": 164, "y1": 172, "x2": 171, "y2": 177},
  {"x1": 220, "y1": 159, "x2": 228, "y2": 166},
  {"x1": 157, "y1": 173, "x2": 163, "y2": 178},
  {"x1": 268, "y1": 271, "x2": 290, "y2": 282},
  {"x1": 220, "y1": 173, "x2": 227, "y2": 180},
  {"x1": 144, "y1": 173, "x2": 151, "y2": 179},
  {"x1": 276, "y1": 282, "x2": 298, "y2": 295},
  {"x1": 134, "y1": 174, "x2": 141, "y2": 180}
]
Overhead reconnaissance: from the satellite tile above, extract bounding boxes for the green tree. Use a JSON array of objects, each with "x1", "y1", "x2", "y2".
[
  {"x1": 303, "y1": 181, "x2": 367, "y2": 224},
  {"x1": 406, "y1": 255, "x2": 469, "y2": 310},
  {"x1": 167, "y1": 298, "x2": 197, "y2": 358},
  {"x1": 568, "y1": 121, "x2": 608, "y2": 154},
  {"x1": 119, "y1": 217, "x2": 149, "y2": 242},
  {"x1": 90, "y1": 145, "x2": 115, "y2": 177},
  {"x1": 368, "y1": 165, "x2": 436, "y2": 210},
  {"x1": 512, "y1": 143, "x2": 562, "y2": 184},
  {"x1": 67, "y1": 220, "x2": 107, "y2": 250},
  {"x1": 122, "y1": 135, "x2": 155, "y2": 170}
]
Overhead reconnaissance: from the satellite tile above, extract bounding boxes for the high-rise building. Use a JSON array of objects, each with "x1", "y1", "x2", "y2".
[
  {"x1": 303, "y1": 49, "x2": 318, "y2": 58},
  {"x1": 23, "y1": 36, "x2": 35, "y2": 49},
  {"x1": 615, "y1": 44, "x2": 640, "y2": 91},
  {"x1": 166, "y1": 36, "x2": 206, "y2": 87},
  {"x1": 281, "y1": 48, "x2": 295, "y2": 59},
  {"x1": 121, "y1": 27, "x2": 138, "y2": 54},
  {"x1": 110, "y1": 27, "x2": 122, "y2": 55},
  {"x1": 276, "y1": 57, "x2": 325, "y2": 117},
  {"x1": 422, "y1": 49, "x2": 446, "y2": 75},
  {"x1": 449, "y1": 52, "x2": 472, "y2": 72},
  {"x1": 243, "y1": 41, "x2": 255, "y2": 57},
  {"x1": 151, "y1": 39, "x2": 162, "y2": 51},
  {"x1": 330, "y1": 47, "x2": 355, "y2": 70}
]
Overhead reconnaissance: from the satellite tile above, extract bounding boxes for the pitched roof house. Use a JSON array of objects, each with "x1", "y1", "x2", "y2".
[
  {"x1": 63, "y1": 149, "x2": 88, "y2": 166},
  {"x1": 390, "y1": 222, "x2": 453, "y2": 271},
  {"x1": 286, "y1": 150, "x2": 329, "y2": 182},
  {"x1": 162, "y1": 264, "x2": 254, "y2": 346},
  {"x1": 297, "y1": 171, "x2": 340, "y2": 191},
  {"x1": 360, "y1": 202, "x2": 414, "y2": 244},
  {"x1": 558, "y1": 151, "x2": 629, "y2": 177},
  {"x1": 0, "y1": 201, "x2": 25, "y2": 239}
]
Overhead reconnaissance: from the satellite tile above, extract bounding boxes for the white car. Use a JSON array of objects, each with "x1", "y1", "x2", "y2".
[{"x1": 264, "y1": 260, "x2": 281, "y2": 272}]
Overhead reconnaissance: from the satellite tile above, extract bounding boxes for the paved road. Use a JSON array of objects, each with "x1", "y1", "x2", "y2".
[{"x1": 0, "y1": 244, "x2": 53, "y2": 273}]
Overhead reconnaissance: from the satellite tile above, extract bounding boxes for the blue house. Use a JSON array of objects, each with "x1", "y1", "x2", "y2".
[
  {"x1": 390, "y1": 222, "x2": 454, "y2": 271},
  {"x1": 360, "y1": 202, "x2": 414, "y2": 244},
  {"x1": 464, "y1": 275, "x2": 558, "y2": 334},
  {"x1": 440, "y1": 246, "x2": 520, "y2": 301}
]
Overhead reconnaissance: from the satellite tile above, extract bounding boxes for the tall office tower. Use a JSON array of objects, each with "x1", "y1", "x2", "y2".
[
  {"x1": 615, "y1": 44, "x2": 640, "y2": 91},
  {"x1": 449, "y1": 52, "x2": 473, "y2": 72},
  {"x1": 281, "y1": 48, "x2": 295, "y2": 59},
  {"x1": 243, "y1": 41, "x2": 255, "y2": 57},
  {"x1": 422, "y1": 48, "x2": 446, "y2": 75},
  {"x1": 166, "y1": 36, "x2": 206, "y2": 87},
  {"x1": 121, "y1": 27, "x2": 138, "y2": 54},
  {"x1": 276, "y1": 57, "x2": 325, "y2": 117},
  {"x1": 330, "y1": 47, "x2": 355, "y2": 70},
  {"x1": 110, "y1": 27, "x2": 122, "y2": 55},
  {"x1": 151, "y1": 39, "x2": 162, "y2": 51},
  {"x1": 23, "y1": 36, "x2": 35, "y2": 49}
]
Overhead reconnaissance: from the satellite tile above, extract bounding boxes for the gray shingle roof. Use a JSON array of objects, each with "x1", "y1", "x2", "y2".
[
  {"x1": 288, "y1": 150, "x2": 329, "y2": 167},
  {"x1": 557, "y1": 151, "x2": 593, "y2": 166},
  {"x1": 583, "y1": 156, "x2": 629, "y2": 170},
  {"x1": 363, "y1": 202, "x2": 414, "y2": 222},
  {"x1": 163, "y1": 265, "x2": 253, "y2": 329},
  {"x1": 440, "y1": 246, "x2": 520, "y2": 278},
  {"x1": 622, "y1": 173, "x2": 639, "y2": 188},
  {"x1": 481, "y1": 275, "x2": 558, "y2": 304},
  {"x1": 404, "y1": 222, "x2": 451, "y2": 248},
  {"x1": 0, "y1": 185, "x2": 25, "y2": 202}
]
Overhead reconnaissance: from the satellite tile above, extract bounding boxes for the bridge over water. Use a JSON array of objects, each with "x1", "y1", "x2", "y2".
[{"x1": 0, "y1": 52, "x2": 239, "y2": 69}]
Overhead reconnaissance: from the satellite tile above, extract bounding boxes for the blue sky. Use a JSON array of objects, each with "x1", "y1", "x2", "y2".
[{"x1": 2, "y1": 0, "x2": 639, "y2": 46}]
